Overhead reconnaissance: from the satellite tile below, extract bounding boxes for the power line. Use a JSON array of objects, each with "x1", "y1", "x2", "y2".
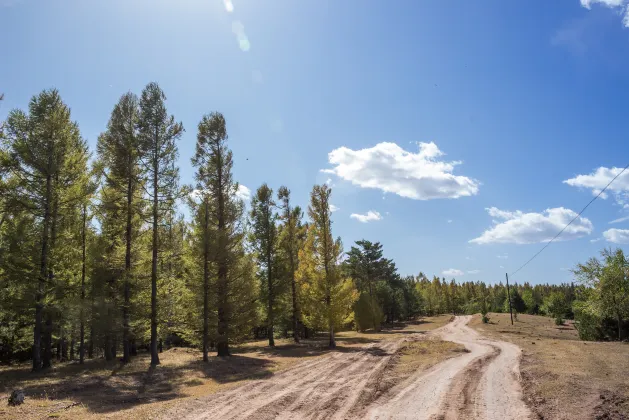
[{"x1": 510, "y1": 162, "x2": 629, "y2": 278}]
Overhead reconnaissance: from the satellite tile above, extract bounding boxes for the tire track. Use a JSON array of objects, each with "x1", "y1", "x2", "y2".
[
  {"x1": 163, "y1": 316, "x2": 532, "y2": 419},
  {"x1": 367, "y1": 316, "x2": 532, "y2": 420}
]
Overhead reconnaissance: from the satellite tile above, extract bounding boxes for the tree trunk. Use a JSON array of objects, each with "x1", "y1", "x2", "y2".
[
  {"x1": 202, "y1": 199, "x2": 210, "y2": 362},
  {"x1": 56, "y1": 335, "x2": 61, "y2": 362},
  {"x1": 216, "y1": 154, "x2": 229, "y2": 357},
  {"x1": 267, "y1": 249, "x2": 275, "y2": 347},
  {"x1": 62, "y1": 336, "x2": 68, "y2": 361},
  {"x1": 33, "y1": 162, "x2": 54, "y2": 372},
  {"x1": 150, "y1": 145, "x2": 160, "y2": 366},
  {"x1": 43, "y1": 314, "x2": 53, "y2": 367},
  {"x1": 123, "y1": 160, "x2": 133, "y2": 364},
  {"x1": 80, "y1": 204, "x2": 86, "y2": 364},
  {"x1": 88, "y1": 329, "x2": 94, "y2": 359},
  {"x1": 291, "y1": 270, "x2": 299, "y2": 343},
  {"x1": 329, "y1": 322, "x2": 335, "y2": 349},
  {"x1": 44, "y1": 190, "x2": 60, "y2": 369},
  {"x1": 104, "y1": 324, "x2": 112, "y2": 361}
]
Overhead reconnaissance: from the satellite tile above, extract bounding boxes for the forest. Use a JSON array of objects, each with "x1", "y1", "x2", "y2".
[{"x1": 0, "y1": 84, "x2": 627, "y2": 369}]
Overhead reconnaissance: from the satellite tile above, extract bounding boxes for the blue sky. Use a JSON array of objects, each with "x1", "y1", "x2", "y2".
[{"x1": 3, "y1": 0, "x2": 629, "y2": 284}]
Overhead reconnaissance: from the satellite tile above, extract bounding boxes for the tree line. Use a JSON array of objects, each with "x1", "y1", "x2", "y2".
[
  {"x1": 0, "y1": 84, "x2": 409, "y2": 368},
  {"x1": 1, "y1": 85, "x2": 624, "y2": 369}
]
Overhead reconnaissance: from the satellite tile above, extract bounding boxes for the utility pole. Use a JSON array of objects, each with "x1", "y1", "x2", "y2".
[{"x1": 505, "y1": 273, "x2": 514, "y2": 325}]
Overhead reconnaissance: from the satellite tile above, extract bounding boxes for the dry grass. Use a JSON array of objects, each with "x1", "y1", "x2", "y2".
[
  {"x1": 0, "y1": 315, "x2": 452, "y2": 419},
  {"x1": 469, "y1": 312, "x2": 629, "y2": 419},
  {"x1": 391, "y1": 339, "x2": 467, "y2": 378}
]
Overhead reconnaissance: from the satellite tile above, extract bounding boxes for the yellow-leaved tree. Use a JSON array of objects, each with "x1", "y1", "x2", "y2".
[{"x1": 296, "y1": 185, "x2": 356, "y2": 348}]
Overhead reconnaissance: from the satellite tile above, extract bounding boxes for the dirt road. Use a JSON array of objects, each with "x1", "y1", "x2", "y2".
[
  {"x1": 369, "y1": 315, "x2": 532, "y2": 419},
  {"x1": 164, "y1": 316, "x2": 532, "y2": 420}
]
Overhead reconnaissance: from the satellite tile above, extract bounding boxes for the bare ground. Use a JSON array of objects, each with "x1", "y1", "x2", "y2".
[
  {"x1": 161, "y1": 316, "x2": 532, "y2": 420},
  {"x1": 469, "y1": 313, "x2": 629, "y2": 420},
  {"x1": 0, "y1": 315, "x2": 453, "y2": 419},
  {"x1": 368, "y1": 315, "x2": 532, "y2": 420}
]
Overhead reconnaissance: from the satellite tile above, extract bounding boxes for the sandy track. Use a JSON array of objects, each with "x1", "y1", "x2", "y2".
[
  {"x1": 164, "y1": 339, "x2": 401, "y2": 420},
  {"x1": 369, "y1": 316, "x2": 532, "y2": 420},
  {"x1": 164, "y1": 316, "x2": 532, "y2": 420}
]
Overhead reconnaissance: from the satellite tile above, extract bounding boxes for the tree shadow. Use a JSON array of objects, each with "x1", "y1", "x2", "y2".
[{"x1": 0, "y1": 350, "x2": 276, "y2": 415}]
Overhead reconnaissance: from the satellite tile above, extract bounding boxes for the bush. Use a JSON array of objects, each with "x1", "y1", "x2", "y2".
[
  {"x1": 554, "y1": 317, "x2": 564, "y2": 326},
  {"x1": 354, "y1": 293, "x2": 383, "y2": 332},
  {"x1": 482, "y1": 314, "x2": 489, "y2": 324},
  {"x1": 573, "y1": 300, "x2": 604, "y2": 341}
]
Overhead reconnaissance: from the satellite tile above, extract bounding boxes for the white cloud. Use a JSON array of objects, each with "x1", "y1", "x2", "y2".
[
  {"x1": 580, "y1": 0, "x2": 629, "y2": 27},
  {"x1": 603, "y1": 228, "x2": 629, "y2": 244},
  {"x1": 447, "y1": 219, "x2": 453, "y2": 224},
  {"x1": 329, "y1": 204, "x2": 340, "y2": 212},
  {"x1": 442, "y1": 268, "x2": 464, "y2": 277},
  {"x1": 322, "y1": 142, "x2": 479, "y2": 200},
  {"x1": 581, "y1": 0, "x2": 624, "y2": 8},
  {"x1": 465, "y1": 256, "x2": 474, "y2": 261},
  {"x1": 564, "y1": 166, "x2": 629, "y2": 201},
  {"x1": 223, "y1": 0, "x2": 234, "y2": 12},
  {"x1": 470, "y1": 207, "x2": 593, "y2": 244},
  {"x1": 350, "y1": 210, "x2": 382, "y2": 223},
  {"x1": 591, "y1": 237, "x2": 602, "y2": 243},
  {"x1": 499, "y1": 265, "x2": 505, "y2": 269},
  {"x1": 236, "y1": 184, "x2": 251, "y2": 201},
  {"x1": 610, "y1": 215, "x2": 629, "y2": 224},
  {"x1": 497, "y1": 254, "x2": 509, "y2": 259},
  {"x1": 467, "y1": 269, "x2": 481, "y2": 274}
]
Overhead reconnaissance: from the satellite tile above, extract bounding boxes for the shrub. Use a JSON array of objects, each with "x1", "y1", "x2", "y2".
[
  {"x1": 554, "y1": 317, "x2": 564, "y2": 326},
  {"x1": 573, "y1": 300, "x2": 603, "y2": 341},
  {"x1": 354, "y1": 293, "x2": 383, "y2": 332},
  {"x1": 482, "y1": 314, "x2": 489, "y2": 324}
]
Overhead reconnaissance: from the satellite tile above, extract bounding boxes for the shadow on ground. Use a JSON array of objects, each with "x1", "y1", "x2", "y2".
[{"x1": 0, "y1": 351, "x2": 276, "y2": 415}]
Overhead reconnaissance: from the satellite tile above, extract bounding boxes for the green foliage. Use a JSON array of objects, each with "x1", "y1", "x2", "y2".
[
  {"x1": 572, "y1": 299, "x2": 603, "y2": 341},
  {"x1": 541, "y1": 291, "x2": 567, "y2": 320},
  {"x1": 250, "y1": 184, "x2": 284, "y2": 346},
  {"x1": 504, "y1": 288, "x2": 526, "y2": 314},
  {"x1": 354, "y1": 292, "x2": 383, "y2": 332},
  {"x1": 573, "y1": 248, "x2": 629, "y2": 340},
  {"x1": 276, "y1": 186, "x2": 306, "y2": 342},
  {"x1": 5, "y1": 84, "x2": 628, "y2": 370},
  {"x1": 296, "y1": 186, "x2": 357, "y2": 347}
]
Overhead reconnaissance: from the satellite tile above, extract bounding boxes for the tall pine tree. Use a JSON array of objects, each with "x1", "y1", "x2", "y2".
[
  {"x1": 138, "y1": 82, "x2": 183, "y2": 365},
  {"x1": 96, "y1": 92, "x2": 144, "y2": 363},
  {"x1": 250, "y1": 184, "x2": 283, "y2": 347},
  {"x1": 1, "y1": 89, "x2": 89, "y2": 370},
  {"x1": 277, "y1": 186, "x2": 305, "y2": 343},
  {"x1": 297, "y1": 185, "x2": 356, "y2": 348}
]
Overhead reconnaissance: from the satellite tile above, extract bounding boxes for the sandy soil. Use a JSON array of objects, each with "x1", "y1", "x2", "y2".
[
  {"x1": 369, "y1": 315, "x2": 532, "y2": 420},
  {"x1": 469, "y1": 313, "x2": 629, "y2": 419},
  {"x1": 163, "y1": 316, "x2": 532, "y2": 420}
]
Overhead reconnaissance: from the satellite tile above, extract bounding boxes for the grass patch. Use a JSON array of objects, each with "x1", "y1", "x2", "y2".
[{"x1": 393, "y1": 339, "x2": 467, "y2": 377}]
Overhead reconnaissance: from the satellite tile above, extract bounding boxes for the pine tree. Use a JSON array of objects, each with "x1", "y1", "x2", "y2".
[
  {"x1": 250, "y1": 184, "x2": 283, "y2": 347},
  {"x1": 193, "y1": 112, "x2": 254, "y2": 357},
  {"x1": 96, "y1": 92, "x2": 144, "y2": 363},
  {"x1": 277, "y1": 186, "x2": 305, "y2": 343},
  {"x1": 1, "y1": 89, "x2": 89, "y2": 370},
  {"x1": 297, "y1": 185, "x2": 356, "y2": 348},
  {"x1": 138, "y1": 82, "x2": 183, "y2": 365}
]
